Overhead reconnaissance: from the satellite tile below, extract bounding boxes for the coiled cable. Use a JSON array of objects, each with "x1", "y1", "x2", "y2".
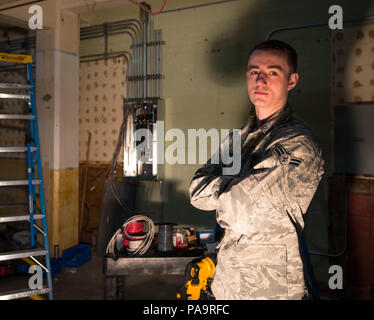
[{"x1": 106, "y1": 215, "x2": 155, "y2": 258}]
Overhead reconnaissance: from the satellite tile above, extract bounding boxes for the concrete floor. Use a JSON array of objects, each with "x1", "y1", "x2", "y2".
[
  {"x1": 3, "y1": 253, "x2": 368, "y2": 300},
  {"x1": 52, "y1": 254, "x2": 105, "y2": 300},
  {"x1": 53, "y1": 254, "x2": 185, "y2": 300},
  {"x1": 1, "y1": 254, "x2": 185, "y2": 300}
]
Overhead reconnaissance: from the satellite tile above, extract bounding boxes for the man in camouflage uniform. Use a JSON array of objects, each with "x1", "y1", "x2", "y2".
[{"x1": 189, "y1": 40, "x2": 325, "y2": 300}]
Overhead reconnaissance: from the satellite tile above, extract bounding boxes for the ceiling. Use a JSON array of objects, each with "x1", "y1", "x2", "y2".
[
  {"x1": 0, "y1": 0, "x2": 19, "y2": 6},
  {"x1": 0, "y1": 1, "x2": 41, "y2": 34},
  {"x1": 0, "y1": 0, "x2": 134, "y2": 26},
  {"x1": 0, "y1": 15, "x2": 30, "y2": 36},
  {"x1": 61, "y1": 0, "x2": 134, "y2": 19},
  {"x1": 0, "y1": 0, "x2": 135, "y2": 33}
]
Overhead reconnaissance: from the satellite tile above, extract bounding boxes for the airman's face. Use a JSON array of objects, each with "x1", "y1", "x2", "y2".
[{"x1": 246, "y1": 49, "x2": 298, "y2": 112}]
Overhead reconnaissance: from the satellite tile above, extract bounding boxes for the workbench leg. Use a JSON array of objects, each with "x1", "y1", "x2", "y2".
[
  {"x1": 104, "y1": 276, "x2": 126, "y2": 300},
  {"x1": 104, "y1": 276, "x2": 116, "y2": 300},
  {"x1": 116, "y1": 276, "x2": 126, "y2": 300}
]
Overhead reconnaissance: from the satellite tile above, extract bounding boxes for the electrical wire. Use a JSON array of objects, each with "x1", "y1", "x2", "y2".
[
  {"x1": 105, "y1": 228, "x2": 121, "y2": 257},
  {"x1": 104, "y1": 103, "x2": 135, "y2": 214},
  {"x1": 106, "y1": 215, "x2": 155, "y2": 257},
  {"x1": 130, "y1": 0, "x2": 167, "y2": 15},
  {"x1": 103, "y1": 104, "x2": 157, "y2": 258}
]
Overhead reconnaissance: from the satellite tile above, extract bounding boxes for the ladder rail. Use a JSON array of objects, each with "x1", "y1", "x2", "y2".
[
  {"x1": 27, "y1": 144, "x2": 36, "y2": 247},
  {"x1": 26, "y1": 62, "x2": 53, "y2": 300}
]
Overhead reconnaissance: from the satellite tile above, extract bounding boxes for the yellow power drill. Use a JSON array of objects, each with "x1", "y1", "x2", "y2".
[{"x1": 177, "y1": 256, "x2": 216, "y2": 300}]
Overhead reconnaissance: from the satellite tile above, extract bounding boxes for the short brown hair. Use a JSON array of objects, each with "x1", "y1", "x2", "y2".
[{"x1": 249, "y1": 40, "x2": 298, "y2": 74}]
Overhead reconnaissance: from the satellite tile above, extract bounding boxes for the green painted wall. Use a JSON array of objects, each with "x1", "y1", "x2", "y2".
[{"x1": 80, "y1": 0, "x2": 374, "y2": 284}]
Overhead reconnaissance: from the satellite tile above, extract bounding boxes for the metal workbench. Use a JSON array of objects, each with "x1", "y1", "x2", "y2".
[{"x1": 103, "y1": 255, "x2": 203, "y2": 300}]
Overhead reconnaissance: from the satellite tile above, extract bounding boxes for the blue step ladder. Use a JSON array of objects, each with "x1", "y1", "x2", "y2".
[{"x1": 0, "y1": 52, "x2": 53, "y2": 300}]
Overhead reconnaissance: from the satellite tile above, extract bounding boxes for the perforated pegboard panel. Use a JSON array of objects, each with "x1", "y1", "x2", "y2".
[
  {"x1": 332, "y1": 23, "x2": 374, "y2": 104},
  {"x1": 79, "y1": 57, "x2": 127, "y2": 163},
  {"x1": 0, "y1": 70, "x2": 29, "y2": 159}
]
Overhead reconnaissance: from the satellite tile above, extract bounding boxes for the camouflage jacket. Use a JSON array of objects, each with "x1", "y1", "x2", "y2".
[{"x1": 189, "y1": 104, "x2": 325, "y2": 300}]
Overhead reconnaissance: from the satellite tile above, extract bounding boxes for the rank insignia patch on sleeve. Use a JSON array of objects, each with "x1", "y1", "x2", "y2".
[{"x1": 274, "y1": 143, "x2": 303, "y2": 166}]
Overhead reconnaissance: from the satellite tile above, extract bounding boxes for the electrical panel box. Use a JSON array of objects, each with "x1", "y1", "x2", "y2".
[
  {"x1": 334, "y1": 103, "x2": 374, "y2": 175},
  {"x1": 123, "y1": 98, "x2": 165, "y2": 180}
]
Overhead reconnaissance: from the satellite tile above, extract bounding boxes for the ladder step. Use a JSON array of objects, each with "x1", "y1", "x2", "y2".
[
  {"x1": 0, "y1": 114, "x2": 34, "y2": 120},
  {"x1": 0, "y1": 202, "x2": 28, "y2": 208},
  {"x1": 0, "y1": 248, "x2": 47, "y2": 261},
  {"x1": 0, "y1": 288, "x2": 50, "y2": 300},
  {"x1": 0, "y1": 213, "x2": 43, "y2": 223},
  {"x1": 0, "y1": 180, "x2": 41, "y2": 187},
  {"x1": 0, "y1": 83, "x2": 31, "y2": 89},
  {"x1": 0, "y1": 146, "x2": 38, "y2": 153},
  {"x1": 0, "y1": 93, "x2": 30, "y2": 100}
]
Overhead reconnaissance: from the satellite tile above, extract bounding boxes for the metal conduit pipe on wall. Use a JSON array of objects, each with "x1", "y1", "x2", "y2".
[
  {"x1": 80, "y1": 19, "x2": 143, "y2": 100},
  {"x1": 80, "y1": 24, "x2": 138, "y2": 41},
  {"x1": 158, "y1": 30, "x2": 163, "y2": 99},
  {"x1": 80, "y1": 15, "x2": 164, "y2": 101},
  {"x1": 265, "y1": 16, "x2": 374, "y2": 40},
  {"x1": 143, "y1": 19, "x2": 147, "y2": 99},
  {"x1": 81, "y1": 19, "x2": 142, "y2": 35},
  {"x1": 80, "y1": 51, "x2": 131, "y2": 65},
  {"x1": 150, "y1": 16, "x2": 155, "y2": 99},
  {"x1": 81, "y1": 26, "x2": 138, "y2": 42}
]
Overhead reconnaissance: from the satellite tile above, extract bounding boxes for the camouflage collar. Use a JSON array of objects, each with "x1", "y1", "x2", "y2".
[{"x1": 250, "y1": 103, "x2": 292, "y2": 134}]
